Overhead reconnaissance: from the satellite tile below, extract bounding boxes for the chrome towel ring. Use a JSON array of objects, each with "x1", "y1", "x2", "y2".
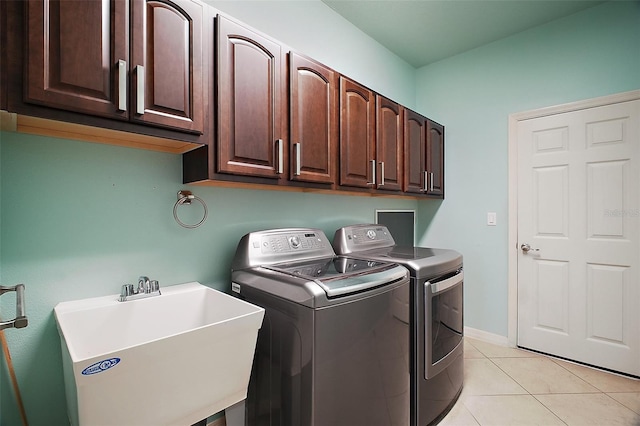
[{"x1": 173, "y1": 190, "x2": 208, "y2": 229}]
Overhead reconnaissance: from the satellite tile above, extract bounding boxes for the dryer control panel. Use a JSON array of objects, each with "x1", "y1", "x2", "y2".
[{"x1": 333, "y1": 224, "x2": 396, "y2": 254}]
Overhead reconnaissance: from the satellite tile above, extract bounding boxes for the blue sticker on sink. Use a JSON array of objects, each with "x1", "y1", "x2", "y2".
[{"x1": 81, "y1": 358, "x2": 121, "y2": 375}]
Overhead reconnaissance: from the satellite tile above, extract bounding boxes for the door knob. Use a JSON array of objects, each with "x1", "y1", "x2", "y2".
[{"x1": 520, "y1": 243, "x2": 539, "y2": 253}]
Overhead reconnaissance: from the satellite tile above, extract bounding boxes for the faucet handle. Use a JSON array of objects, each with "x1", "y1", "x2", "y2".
[
  {"x1": 150, "y1": 280, "x2": 160, "y2": 292},
  {"x1": 120, "y1": 284, "x2": 134, "y2": 301}
]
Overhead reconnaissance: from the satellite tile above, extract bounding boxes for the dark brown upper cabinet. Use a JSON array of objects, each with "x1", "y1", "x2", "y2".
[
  {"x1": 339, "y1": 76, "x2": 376, "y2": 189},
  {"x1": 375, "y1": 95, "x2": 403, "y2": 192},
  {"x1": 426, "y1": 119, "x2": 445, "y2": 197},
  {"x1": 404, "y1": 109, "x2": 445, "y2": 198},
  {"x1": 25, "y1": 0, "x2": 129, "y2": 121},
  {"x1": 289, "y1": 52, "x2": 338, "y2": 185},
  {"x1": 130, "y1": 0, "x2": 205, "y2": 133},
  {"x1": 216, "y1": 15, "x2": 287, "y2": 179},
  {"x1": 25, "y1": 0, "x2": 205, "y2": 134},
  {"x1": 404, "y1": 109, "x2": 427, "y2": 194}
]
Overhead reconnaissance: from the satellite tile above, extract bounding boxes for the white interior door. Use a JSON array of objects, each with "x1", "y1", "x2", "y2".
[{"x1": 517, "y1": 98, "x2": 640, "y2": 377}]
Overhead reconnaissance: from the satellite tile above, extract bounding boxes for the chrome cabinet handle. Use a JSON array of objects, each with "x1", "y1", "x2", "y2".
[
  {"x1": 379, "y1": 161, "x2": 385, "y2": 186},
  {"x1": 423, "y1": 171, "x2": 429, "y2": 192},
  {"x1": 521, "y1": 243, "x2": 539, "y2": 253},
  {"x1": 136, "y1": 65, "x2": 145, "y2": 115},
  {"x1": 0, "y1": 284, "x2": 28, "y2": 330},
  {"x1": 294, "y1": 143, "x2": 301, "y2": 176},
  {"x1": 117, "y1": 60, "x2": 127, "y2": 111},
  {"x1": 367, "y1": 160, "x2": 376, "y2": 186},
  {"x1": 430, "y1": 172, "x2": 434, "y2": 192},
  {"x1": 276, "y1": 139, "x2": 284, "y2": 174}
]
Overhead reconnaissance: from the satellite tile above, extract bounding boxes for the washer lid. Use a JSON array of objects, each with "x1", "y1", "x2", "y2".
[{"x1": 263, "y1": 256, "x2": 408, "y2": 297}]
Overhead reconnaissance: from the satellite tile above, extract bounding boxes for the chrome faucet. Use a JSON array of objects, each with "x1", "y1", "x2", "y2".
[
  {"x1": 119, "y1": 276, "x2": 161, "y2": 302},
  {"x1": 138, "y1": 276, "x2": 150, "y2": 293}
]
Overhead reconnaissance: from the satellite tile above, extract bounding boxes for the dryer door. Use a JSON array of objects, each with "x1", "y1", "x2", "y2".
[{"x1": 425, "y1": 269, "x2": 464, "y2": 379}]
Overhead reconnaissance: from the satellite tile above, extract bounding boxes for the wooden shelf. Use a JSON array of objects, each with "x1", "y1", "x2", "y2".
[{"x1": 1, "y1": 111, "x2": 201, "y2": 154}]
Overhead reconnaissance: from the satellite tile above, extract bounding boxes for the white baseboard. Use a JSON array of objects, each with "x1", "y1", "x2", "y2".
[{"x1": 464, "y1": 326, "x2": 510, "y2": 347}]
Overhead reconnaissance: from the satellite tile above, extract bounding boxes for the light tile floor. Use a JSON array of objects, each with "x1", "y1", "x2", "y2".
[{"x1": 439, "y1": 338, "x2": 640, "y2": 426}]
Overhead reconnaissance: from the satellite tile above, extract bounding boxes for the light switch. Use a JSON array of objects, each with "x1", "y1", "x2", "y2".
[{"x1": 487, "y1": 212, "x2": 497, "y2": 226}]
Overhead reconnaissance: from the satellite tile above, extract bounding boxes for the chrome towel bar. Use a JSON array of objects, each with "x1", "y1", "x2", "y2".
[{"x1": 0, "y1": 284, "x2": 28, "y2": 330}]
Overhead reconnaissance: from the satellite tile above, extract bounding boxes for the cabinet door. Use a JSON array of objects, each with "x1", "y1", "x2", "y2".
[
  {"x1": 217, "y1": 15, "x2": 287, "y2": 179},
  {"x1": 426, "y1": 120, "x2": 445, "y2": 197},
  {"x1": 404, "y1": 109, "x2": 427, "y2": 194},
  {"x1": 376, "y1": 95, "x2": 403, "y2": 191},
  {"x1": 289, "y1": 53, "x2": 338, "y2": 184},
  {"x1": 130, "y1": 0, "x2": 204, "y2": 133},
  {"x1": 26, "y1": 0, "x2": 128, "y2": 119},
  {"x1": 339, "y1": 76, "x2": 375, "y2": 188}
]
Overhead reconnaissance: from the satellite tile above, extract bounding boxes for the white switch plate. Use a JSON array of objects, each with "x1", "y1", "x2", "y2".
[{"x1": 487, "y1": 212, "x2": 497, "y2": 226}]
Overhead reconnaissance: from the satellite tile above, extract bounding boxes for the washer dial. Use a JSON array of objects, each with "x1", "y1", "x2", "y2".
[{"x1": 289, "y1": 236, "x2": 301, "y2": 248}]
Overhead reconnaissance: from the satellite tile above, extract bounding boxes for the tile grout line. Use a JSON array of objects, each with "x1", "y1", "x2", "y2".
[{"x1": 529, "y1": 394, "x2": 569, "y2": 426}]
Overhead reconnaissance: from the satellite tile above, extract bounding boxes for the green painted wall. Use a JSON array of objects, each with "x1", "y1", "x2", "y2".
[
  {"x1": 0, "y1": 2, "x2": 418, "y2": 425},
  {"x1": 415, "y1": 0, "x2": 640, "y2": 336}
]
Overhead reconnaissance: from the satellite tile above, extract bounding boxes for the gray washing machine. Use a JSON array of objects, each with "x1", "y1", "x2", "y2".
[
  {"x1": 231, "y1": 228, "x2": 411, "y2": 426},
  {"x1": 333, "y1": 224, "x2": 464, "y2": 426}
]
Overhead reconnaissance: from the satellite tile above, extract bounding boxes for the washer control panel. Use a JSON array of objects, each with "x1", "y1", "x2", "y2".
[{"x1": 232, "y1": 228, "x2": 335, "y2": 270}]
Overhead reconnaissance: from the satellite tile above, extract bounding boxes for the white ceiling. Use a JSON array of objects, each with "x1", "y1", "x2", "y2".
[{"x1": 321, "y1": 0, "x2": 606, "y2": 68}]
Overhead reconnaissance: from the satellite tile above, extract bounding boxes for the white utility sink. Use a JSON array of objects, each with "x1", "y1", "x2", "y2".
[{"x1": 54, "y1": 282, "x2": 264, "y2": 426}]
